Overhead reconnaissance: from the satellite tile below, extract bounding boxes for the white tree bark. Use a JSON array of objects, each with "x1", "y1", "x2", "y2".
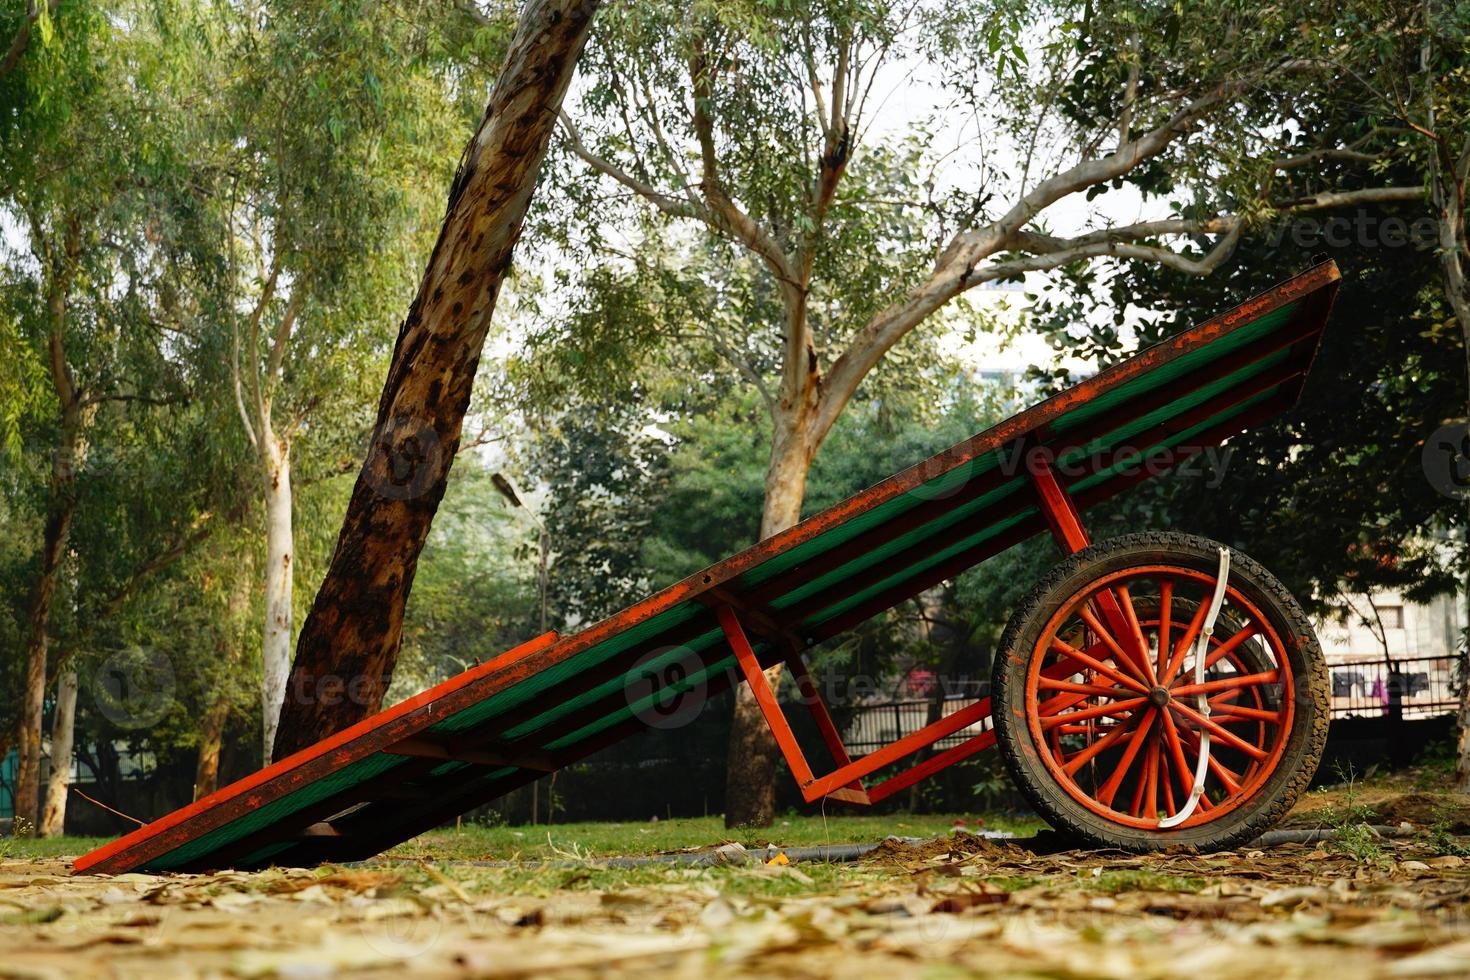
[
  {"x1": 38, "y1": 670, "x2": 77, "y2": 837},
  {"x1": 259, "y1": 429, "x2": 293, "y2": 763},
  {"x1": 230, "y1": 267, "x2": 302, "y2": 765}
]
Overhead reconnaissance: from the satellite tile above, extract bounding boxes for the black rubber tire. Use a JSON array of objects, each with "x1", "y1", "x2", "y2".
[{"x1": 991, "y1": 531, "x2": 1328, "y2": 853}]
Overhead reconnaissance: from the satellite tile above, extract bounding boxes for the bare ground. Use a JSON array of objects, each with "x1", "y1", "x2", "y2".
[{"x1": 4, "y1": 781, "x2": 1470, "y2": 978}]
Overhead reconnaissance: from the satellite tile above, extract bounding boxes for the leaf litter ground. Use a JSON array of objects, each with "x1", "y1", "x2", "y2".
[{"x1": 4, "y1": 772, "x2": 1470, "y2": 978}]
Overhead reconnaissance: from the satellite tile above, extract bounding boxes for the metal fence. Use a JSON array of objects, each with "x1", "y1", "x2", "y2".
[
  {"x1": 844, "y1": 684, "x2": 992, "y2": 756},
  {"x1": 843, "y1": 656, "x2": 1462, "y2": 756},
  {"x1": 1328, "y1": 655, "x2": 1459, "y2": 720}
]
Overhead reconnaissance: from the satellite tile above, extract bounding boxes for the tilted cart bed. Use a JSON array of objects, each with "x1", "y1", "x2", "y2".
[{"x1": 76, "y1": 260, "x2": 1341, "y2": 874}]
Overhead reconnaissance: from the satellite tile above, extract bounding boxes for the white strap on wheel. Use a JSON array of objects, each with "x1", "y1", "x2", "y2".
[{"x1": 1158, "y1": 547, "x2": 1230, "y2": 829}]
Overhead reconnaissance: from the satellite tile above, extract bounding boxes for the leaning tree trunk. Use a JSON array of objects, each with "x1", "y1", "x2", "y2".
[
  {"x1": 14, "y1": 414, "x2": 82, "y2": 834},
  {"x1": 38, "y1": 670, "x2": 77, "y2": 837},
  {"x1": 272, "y1": 0, "x2": 600, "y2": 760},
  {"x1": 259, "y1": 431, "x2": 293, "y2": 761},
  {"x1": 724, "y1": 412, "x2": 815, "y2": 827}
]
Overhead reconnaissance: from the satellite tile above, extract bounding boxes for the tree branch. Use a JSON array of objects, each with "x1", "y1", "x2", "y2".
[
  {"x1": 558, "y1": 110, "x2": 704, "y2": 220},
  {"x1": 1270, "y1": 186, "x2": 1424, "y2": 209},
  {"x1": 704, "y1": 319, "x2": 776, "y2": 414},
  {"x1": 0, "y1": 1, "x2": 58, "y2": 80},
  {"x1": 77, "y1": 391, "x2": 182, "y2": 409},
  {"x1": 1117, "y1": 32, "x2": 1140, "y2": 150},
  {"x1": 264, "y1": 284, "x2": 303, "y2": 395},
  {"x1": 686, "y1": 42, "x2": 798, "y2": 287},
  {"x1": 231, "y1": 323, "x2": 258, "y2": 450},
  {"x1": 453, "y1": 0, "x2": 496, "y2": 30}
]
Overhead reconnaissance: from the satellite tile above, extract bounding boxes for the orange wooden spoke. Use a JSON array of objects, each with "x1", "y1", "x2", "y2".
[
  {"x1": 1039, "y1": 689, "x2": 1100, "y2": 717},
  {"x1": 1042, "y1": 697, "x2": 1149, "y2": 730},
  {"x1": 1097, "y1": 708, "x2": 1156, "y2": 806},
  {"x1": 1128, "y1": 746, "x2": 1149, "y2": 818},
  {"x1": 1057, "y1": 722, "x2": 1130, "y2": 734},
  {"x1": 1077, "y1": 605, "x2": 1148, "y2": 683},
  {"x1": 1050, "y1": 638, "x2": 1149, "y2": 693},
  {"x1": 1143, "y1": 740, "x2": 1160, "y2": 819},
  {"x1": 1157, "y1": 580, "x2": 1173, "y2": 678},
  {"x1": 1202, "y1": 625, "x2": 1260, "y2": 671},
  {"x1": 1176, "y1": 726, "x2": 1245, "y2": 793},
  {"x1": 1169, "y1": 702, "x2": 1268, "y2": 761},
  {"x1": 1160, "y1": 710, "x2": 1196, "y2": 803},
  {"x1": 1062, "y1": 711, "x2": 1143, "y2": 776},
  {"x1": 1161, "y1": 596, "x2": 1211, "y2": 685},
  {"x1": 1211, "y1": 703, "x2": 1284, "y2": 724},
  {"x1": 1115, "y1": 585, "x2": 1158, "y2": 684},
  {"x1": 1209, "y1": 714, "x2": 1269, "y2": 727},
  {"x1": 1037, "y1": 678, "x2": 1140, "y2": 699},
  {"x1": 1158, "y1": 744, "x2": 1178, "y2": 817},
  {"x1": 1173, "y1": 669, "x2": 1281, "y2": 698}
]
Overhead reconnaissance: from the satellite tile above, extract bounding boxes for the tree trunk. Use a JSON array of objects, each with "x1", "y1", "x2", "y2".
[
  {"x1": 200, "y1": 559, "x2": 249, "y2": 797},
  {"x1": 195, "y1": 694, "x2": 230, "y2": 801},
  {"x1": 724, "y1": 412, "x2": 815, "y2": 827},
  {"x1": 14, "y1": 413, "x2": 82, "y2": 834},
  {"x1": 1456, "y1": 548, "x2": 1469, "y2": 795},
  {"x1": 38, "y1": 670, "x2": 76, "y2": 837},
  {"x1": 1426, "y1": 151, "x2": 1470, "y2": 793},
  {"x1": 272, "y1": 0, "x2": 600, "y2": 760},
  {"x1": 260, "y1": 431, "x2": 293, "y2": 762}
]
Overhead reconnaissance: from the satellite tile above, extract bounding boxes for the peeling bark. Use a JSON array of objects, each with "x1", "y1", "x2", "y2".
[
  {"x1": 260, "y1": 431, "x2": 293, "y2": 761},
  {"x1": 38, "y1": 670, "x2": 77, "y2": 837},
  {"x1": 272, "y1": 0, "x2": 600, "y2": 759}
]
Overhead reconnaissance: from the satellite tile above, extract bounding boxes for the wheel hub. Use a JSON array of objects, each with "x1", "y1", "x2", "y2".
[{"x1": 1147, "y1": 685, "x2": 1171, "y2": 708}]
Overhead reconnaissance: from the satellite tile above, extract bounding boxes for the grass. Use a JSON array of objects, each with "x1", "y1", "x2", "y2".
[
  {"x1": 1, "y1": 812, "x2": 1039, "y2": 864},
  {"x1": 1, "y1": 833, "x2": 112, "y2": 860},
  {"x1": 381, "y1": 812, "x2": 1040, "y2": 862},
  {"x1": 1309, "y1": 763, "x2": 1389, "y2": 864}
]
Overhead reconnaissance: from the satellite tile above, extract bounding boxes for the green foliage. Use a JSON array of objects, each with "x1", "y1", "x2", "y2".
[
  {"x1": 0, "y1": 0, "x2": 510, "y2": 782},
  {"x1": 1312, "y1": 763, "x2": 1388, "y2": 864}
]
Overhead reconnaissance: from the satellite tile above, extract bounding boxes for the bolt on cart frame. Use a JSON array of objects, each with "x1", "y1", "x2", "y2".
[{"x1": 75, "y1": 260, "x2": 1340, "y2": 874}]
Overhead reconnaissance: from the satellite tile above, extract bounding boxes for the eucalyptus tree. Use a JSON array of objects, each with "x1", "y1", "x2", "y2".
[
  {"x1": 207, "y1": 0, "x2": 481, "y2": 759},
  {"x1": 539, "y1": 0, "x2": 1431, "y2": 825},
  {"x1": 0, "y1": 0, "x2": 205, "y2": 831}
]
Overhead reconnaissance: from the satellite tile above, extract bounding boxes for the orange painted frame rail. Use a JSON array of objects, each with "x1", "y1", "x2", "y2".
[
  {"x1": 71, "y1": 260, "x2": 1339, "y2": 875},
  {"x1": 714, "y1": 451, "x2": 1102, "y2": 807}
]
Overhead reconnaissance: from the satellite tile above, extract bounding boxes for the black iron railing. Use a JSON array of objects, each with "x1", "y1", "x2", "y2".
[
  {"x1": 1328, "y1": 654, "x2": 1459, "y2": 720},
  {"x1": 843, "y1": 656, "x2": 1463, "y2": 755}
]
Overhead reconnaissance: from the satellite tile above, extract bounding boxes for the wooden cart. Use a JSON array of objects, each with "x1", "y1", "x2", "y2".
[{"x1": 76, "y1": 260, "x2": 1341, "y2": 873}]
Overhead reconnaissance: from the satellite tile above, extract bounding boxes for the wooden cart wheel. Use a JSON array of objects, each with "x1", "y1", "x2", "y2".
[{"x1": 992, "y1": 532, "x2": 1328, "y2": 852}]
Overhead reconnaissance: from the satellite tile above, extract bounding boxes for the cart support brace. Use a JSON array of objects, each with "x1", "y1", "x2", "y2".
[
  {"x1": 716, "y1": 448, "x2": 1128, "y2": 806},
  {"x1": 1027, "y1": 449, "x2": 1155, "y2": 681}
]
